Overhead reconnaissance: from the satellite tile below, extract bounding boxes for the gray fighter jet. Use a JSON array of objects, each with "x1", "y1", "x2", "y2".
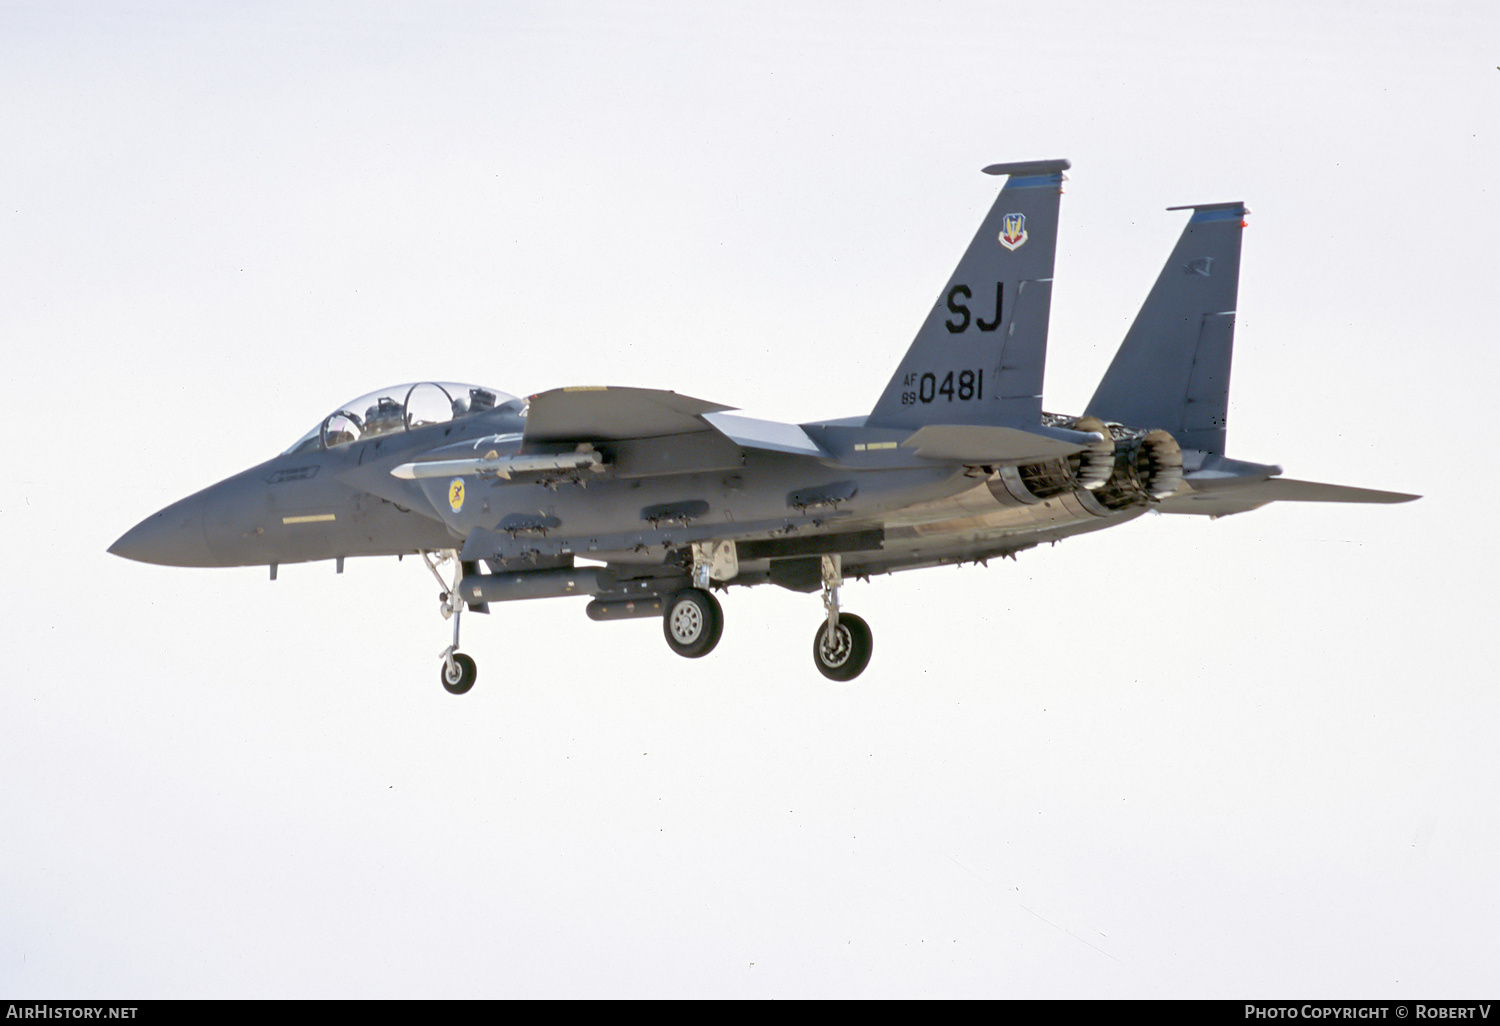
[{"x1": 110, "y1": 160, "x2": 1417, "y2": 693}]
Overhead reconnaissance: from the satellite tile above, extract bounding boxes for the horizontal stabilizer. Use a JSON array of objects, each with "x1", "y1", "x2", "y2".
[
  {"x1": 903, "y1": 422, "x2": 1103, "y2": 463},
  {"x1": 1158, "y1": 477, "x2": 1419, "y2": 517},
  {"x1": 1179, "y1": 452, "x2": 1281, "y2": 490}
]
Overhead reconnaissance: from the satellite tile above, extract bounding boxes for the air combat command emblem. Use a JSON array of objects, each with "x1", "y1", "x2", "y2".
[{"x1": 998, "y1": 212, "x2": 1027, "y2": 250}]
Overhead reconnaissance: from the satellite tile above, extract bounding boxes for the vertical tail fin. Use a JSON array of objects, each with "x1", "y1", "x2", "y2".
[
  {"x1": 1084, "y1": 202, "x2": 1247, "y2": 454},
  {"x1": 868, "y1": 159, "x2": 1069, "y2": 431}
]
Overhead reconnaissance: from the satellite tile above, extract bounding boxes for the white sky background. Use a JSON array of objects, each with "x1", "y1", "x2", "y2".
[{"x1": 2, "y1": 0, "x2": 1496, "y2": 998}]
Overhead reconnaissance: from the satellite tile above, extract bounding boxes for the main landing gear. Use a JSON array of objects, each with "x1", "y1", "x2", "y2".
[
  {"x1": 661, "y1": 546, "x2": 725, "y2": 659},
  {"x1": 813, "y1": 613, "x2": 873, "y2": 681},
  {"x1": 657, "y1": 552, "x2": 875, "y2": 681},
  {"x1": 662, "y1": 587, "x2": 724, "y2": 658},
  {"x1": 811, "y1": 554, "x2": 872, "y2": 681},
  {"x1": 423, "y1": 550, "x2": 478, "y2": 695},
  {"x1": 422, "y1": 545, "x2": 876, "y2": 690}
]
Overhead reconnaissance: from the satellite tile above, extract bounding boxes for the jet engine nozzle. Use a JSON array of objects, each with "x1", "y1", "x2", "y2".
[
  {"x1": 983, "y1": 414, "x2": 1116, "y2": 509},
  {"x1": 1093, "y1": 428, "x2": 1183, "y2": 510}
]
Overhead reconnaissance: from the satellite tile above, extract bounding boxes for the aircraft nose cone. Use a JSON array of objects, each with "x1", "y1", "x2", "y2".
[{"x1": 109, "y1": 494, "x2": 217, "y2": 567}]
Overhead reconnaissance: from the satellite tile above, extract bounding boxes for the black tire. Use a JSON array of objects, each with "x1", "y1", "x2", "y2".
[
  {"x1": 812, "y1": 613, "x2": 873, "y2": 681},
  {"x1": 704, "y1": 590, "x2": 724, "y2": 650},
  {"x1": 441, "y1": 652, "x2": 478, "y2": 694},
  {"x1": 663, "y1": 588, "x2": 723, "y2": 658}
]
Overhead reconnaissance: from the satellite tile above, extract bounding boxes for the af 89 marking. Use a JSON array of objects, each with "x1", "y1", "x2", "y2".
[{"x1": 900, "y1": 368, "x2": 984, "y2": 405}]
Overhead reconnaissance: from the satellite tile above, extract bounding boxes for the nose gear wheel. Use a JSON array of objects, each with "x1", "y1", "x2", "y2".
[{"x1": 441, "y1": 652, "x2": 477, "y2": 694}]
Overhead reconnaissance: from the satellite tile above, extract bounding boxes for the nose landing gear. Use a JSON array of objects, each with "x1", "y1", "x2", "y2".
[{"x1": 423, "y1": 550, "x2": 479, "y2": 695}]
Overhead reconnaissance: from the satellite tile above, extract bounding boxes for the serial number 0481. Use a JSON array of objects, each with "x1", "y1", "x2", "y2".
[{"x1": 901, "y1": 369, "x2": 984, "y2": 405}]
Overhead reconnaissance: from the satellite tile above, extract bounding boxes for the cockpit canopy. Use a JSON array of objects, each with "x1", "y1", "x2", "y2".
[{"x1": 284, "y1": 382, "x2": 521, "y2": 454}]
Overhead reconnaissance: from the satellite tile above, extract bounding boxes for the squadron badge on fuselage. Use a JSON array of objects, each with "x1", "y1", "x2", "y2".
[{"x1": 448, "y1": 478, "x2": 465, "y2": 513}]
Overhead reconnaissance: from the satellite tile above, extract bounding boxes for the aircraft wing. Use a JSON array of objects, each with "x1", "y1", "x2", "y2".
[
  {"x1": 1157, "y1": 477, "x2": 1419, "y2": 517},
  {"x1": 521, "y1": 386, "x2": 734, "y2": 447},
  {"x1": 519, "y1": 386, "x2": 832, "y2": 475}
]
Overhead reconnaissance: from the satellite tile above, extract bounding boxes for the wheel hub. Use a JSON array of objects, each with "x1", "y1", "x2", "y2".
[
  {"x1": 818, "y1": 624, "x2": 852, "y2": 667},
  {"x1": 670, "y1": 603, "x2": 703, "y2": 643}
]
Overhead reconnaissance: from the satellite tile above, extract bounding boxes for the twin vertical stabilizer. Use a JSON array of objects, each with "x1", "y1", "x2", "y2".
[
  {"x1": 1085, "y1": 202, "x2": 1248, "y2": 454},
  {"x1": 868, "y1": 160, "x2": 1070, "y2": 432}
]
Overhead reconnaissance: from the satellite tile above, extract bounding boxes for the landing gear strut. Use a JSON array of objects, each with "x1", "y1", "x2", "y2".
[
  {"x1": 812, "y1": 554, "x2": 873, "y2": 681},
  {"x1": 423, "y1": 550, "x2": 478, "y2": 694},
  {"x1": 661, "y1": 543, "x2": 727, "y2": 659}
]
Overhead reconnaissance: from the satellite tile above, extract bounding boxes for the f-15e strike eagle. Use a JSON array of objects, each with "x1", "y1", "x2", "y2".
[{"x1": 111, "y1": 160, "x2": 1416, "y2": 693}]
